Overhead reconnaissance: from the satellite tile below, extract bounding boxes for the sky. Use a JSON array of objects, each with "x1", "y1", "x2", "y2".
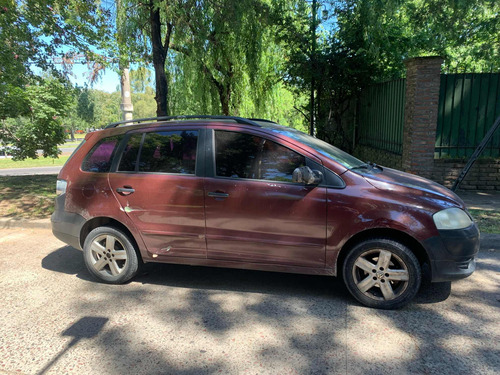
[{"x1": 68, "y1": 64, "x2": 121, "y2": 93}]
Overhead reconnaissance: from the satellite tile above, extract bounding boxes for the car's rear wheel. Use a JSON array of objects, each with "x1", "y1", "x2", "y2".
[
  {"x1": 343, "y1": 238, "x2": 421, "y2": 309},
  {"x1": 83, "y1": 226, "x2": 140, "y2": 284}
]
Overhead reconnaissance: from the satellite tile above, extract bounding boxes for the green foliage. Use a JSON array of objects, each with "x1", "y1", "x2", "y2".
[
  {"x1": 132, "y1": 86, "x2": 156, "y2": 119},
  {"x1": 170, "y1": 0, "x2": 277, "y2": 115},
  {"x1": 130, "y1": 67, "x2": 153, "y2": 94},
  {"x1": 0, "y1": 0, "x2": 111, "y2": 88},
  {"x1": 1, "y1": 78, "x2": 72, "y2": 159},
  {"x1": 0, "y1": 0, "x2": 112, "y2": 158},
  {"x1": 335, "y1": 0, "x2": 500, "y2": 77},
  {"x1": 92, "y1": 90, "x2": 121, "y2": 127},
  {"x1": 277, "y1": 0, "x2": 500, "y2": 150},
  {"x1": 76, "y1": 87, "x2": 95, "y2": 124}
]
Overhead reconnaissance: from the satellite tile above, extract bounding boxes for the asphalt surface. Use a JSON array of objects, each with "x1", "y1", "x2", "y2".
[
  {"x1": 0, "y1": 166, "x2": 62, "y2": 176},
  {"x1": 0, "y1": 227, "x2": 498, "y2": 375}
]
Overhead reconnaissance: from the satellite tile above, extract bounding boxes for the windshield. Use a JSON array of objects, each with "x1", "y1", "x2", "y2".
[{"x1": 264, "y1": 125, "x2": 366, "y2": 169}]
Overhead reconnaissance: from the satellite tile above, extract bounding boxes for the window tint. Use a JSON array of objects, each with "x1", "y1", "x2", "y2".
[
  {"x1": 138, "y1": 131, "x2": 198, "y2": 174},
  {"x1": 215, "y1": 131, "x2": 305, "y2": 182},
  {"x1": 118, "y1": 133, "x2": 143, "y2": 172},
  {"x1": 82, "y1": 136, "x2": 121, "y2": 173}
]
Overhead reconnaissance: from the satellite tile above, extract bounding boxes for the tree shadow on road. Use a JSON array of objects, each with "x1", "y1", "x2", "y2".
[{"x1": 40, "y1": 246, "x2": 500, "y2": 374}]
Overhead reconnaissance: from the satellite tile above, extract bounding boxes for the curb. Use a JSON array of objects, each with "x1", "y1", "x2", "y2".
[{"x1": 0, "y1": 217, "x2": 51, "y2": 230}]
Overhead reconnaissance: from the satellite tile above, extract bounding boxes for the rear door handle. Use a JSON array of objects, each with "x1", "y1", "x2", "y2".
[
  {"x1": 208, "y1": 192, "x2": 229, "y2": 198},
  {"x1": 116, "y1": 186, "x2": 135, "y2": 195}
]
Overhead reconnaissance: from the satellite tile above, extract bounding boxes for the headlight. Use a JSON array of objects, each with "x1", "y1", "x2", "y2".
[{"x1": 433, "y1": 207, "x2": 472, "y2": 230}]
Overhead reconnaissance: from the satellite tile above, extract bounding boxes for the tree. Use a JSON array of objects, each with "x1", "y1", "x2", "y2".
[
  {"x1": 1, "y1": 78, "x2": 73, "y2": 159},
  {"x1": 277, "y1": 0, "x2": 500, "y2": 150},
  {"x1": 334, "y1": 0, "x2": 500, "y2": 77},
  {"x1": 169, "y1": 0, "x2": 278, "y2": 115},
  {"x1": 92, "y1": 90, "x2": 121, "y2": 127},
  {"x1": 116, "y1": 0, "x2": 290, "y2": 117},
  {"x1": 113, "y1": 0, "x2": 176, "y2": 116},
  {"x1": 0, "y1": 0, "x2": 112, "y2": 156}
]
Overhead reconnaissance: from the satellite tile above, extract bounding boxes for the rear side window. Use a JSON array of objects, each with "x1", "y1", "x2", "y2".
[
  {"x1": 118, "y1": 130, "x2": 198, "y2": 174},
  {"x1": 82, "y1": 136, "x2": 122, "y2": 173}
]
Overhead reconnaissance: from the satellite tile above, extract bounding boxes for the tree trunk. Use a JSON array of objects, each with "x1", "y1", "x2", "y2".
[
  {"x1": 220, "y1": 84, "x2": 231, "y2": 115},
  {"x1": 149, "y1": 4, "x2": 170, "y2": 117}
]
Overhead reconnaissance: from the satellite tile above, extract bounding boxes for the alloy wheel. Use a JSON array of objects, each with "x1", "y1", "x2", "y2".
[{"x1": 351, "y1": 249, "x2": 410, "y2": 301}]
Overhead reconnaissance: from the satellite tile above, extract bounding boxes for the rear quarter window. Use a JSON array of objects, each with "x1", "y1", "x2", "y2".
[{"x1": 82, "y1": 135, "x2": 122, "y2": 173}]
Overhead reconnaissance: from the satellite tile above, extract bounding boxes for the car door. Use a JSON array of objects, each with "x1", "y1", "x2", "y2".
[
  {"x1": 204, "y1": 128, "x2": 327, "y2": 268},
  {"x1": 108, "y1": 127, "x2": 206, "y2": 259}
]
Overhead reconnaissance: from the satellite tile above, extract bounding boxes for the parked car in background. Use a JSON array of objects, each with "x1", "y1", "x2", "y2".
[{"x1": 51, "y1": 116, "x2": 479, "y2": 309}]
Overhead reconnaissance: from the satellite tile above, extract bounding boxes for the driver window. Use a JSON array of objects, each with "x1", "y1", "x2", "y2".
[{"x1": 214, "y1": 130, "x2": 305, "y2": 183}]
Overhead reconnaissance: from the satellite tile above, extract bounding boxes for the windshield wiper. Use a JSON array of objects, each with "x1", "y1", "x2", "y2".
[
  {"x1": 350, "y1": 163, "x2": 370, "y2": 170},
  {"x1": 350, "y1": 162, "x2": 383, "y2": 172}
]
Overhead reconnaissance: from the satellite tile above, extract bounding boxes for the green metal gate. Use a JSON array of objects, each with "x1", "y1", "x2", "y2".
[
  {"x1": 435, "y1": 73, "x2": 500, "y2": 158},
  {"x1": 358, "y1": 79, "x2": 406, "y2": 155}
]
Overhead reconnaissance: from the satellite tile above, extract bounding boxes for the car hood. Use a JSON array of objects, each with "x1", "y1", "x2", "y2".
[{"x1": 360, "y1": 167, "x2": 466, "y2": 209}]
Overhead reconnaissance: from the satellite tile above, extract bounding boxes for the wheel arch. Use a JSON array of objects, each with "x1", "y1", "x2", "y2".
[
  {"x1": 80, "y1": 217, "x2": 142, "y2": 260},
  {"x1": 335, "y1": 228, "x2": 430, "y2": 277}
]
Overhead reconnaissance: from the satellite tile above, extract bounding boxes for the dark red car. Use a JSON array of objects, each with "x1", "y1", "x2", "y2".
[{"x1": 51, "y1": 116, "x2": 479, "y2": 309}]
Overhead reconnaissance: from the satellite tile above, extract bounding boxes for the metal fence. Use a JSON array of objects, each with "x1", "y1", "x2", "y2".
[
  {"x1": 435, "y1": 73, "x2": 500, "y2": 158},
  {"x1": 358, "y1": 78, "x2": 406, "y2": 155}
]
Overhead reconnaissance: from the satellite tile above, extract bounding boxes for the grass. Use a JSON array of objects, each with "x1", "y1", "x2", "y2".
[
  {"x1": 0, "y1": 156, "x2": 69, "y2": 169},
  {"x1": 469, "y1": 209, "x2": 500, "y2": 234},
  {"x1": 0, "y1": 174, "x2": 499, "y2": 234},
  {"x1": 0, "y1": 175, "x2": 57, "y2": 219}
]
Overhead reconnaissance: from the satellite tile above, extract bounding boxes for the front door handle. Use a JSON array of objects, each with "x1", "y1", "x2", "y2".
[
  {"x1": 208, "y1": 191, "x2": 229, "y2": 198},
  {"x1": 116, "y1": 186, "x2": 135, "y2": 195}
]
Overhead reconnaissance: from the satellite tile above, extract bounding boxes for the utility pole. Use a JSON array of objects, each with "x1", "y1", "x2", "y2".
[
  {"x1": 119, "y1": 65, "x2": 134, "y2": 121},
  {"x1": 310, "y1": 0, "x2": 317, "y2": 136},
  {"x1": 117, "y1": 0, "x2": 133, "y2": 121}
]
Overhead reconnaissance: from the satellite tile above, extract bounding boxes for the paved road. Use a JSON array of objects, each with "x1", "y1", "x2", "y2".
[
  {"x1": 0, "y1": 166, "x2": 62, "y2": 176},
  {"x1": 0, "y1": 227, "x2": 498, "y2": 375}
]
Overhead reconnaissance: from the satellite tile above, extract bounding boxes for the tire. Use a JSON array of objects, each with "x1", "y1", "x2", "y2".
[
  {"x1": 83, "y1": 226, "x2": 140, "y2": 284},
  {"x1": 342, "y1": 238, "x2": 421, "y2": 309}
]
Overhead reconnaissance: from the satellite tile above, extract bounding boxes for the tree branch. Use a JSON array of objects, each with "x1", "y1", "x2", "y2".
[
  {"x1": 163, "y1": 22, "x2": 173, "y2": 54},
  {"x1": 294, "y1": 106, "x2": 310, "y2": 122}
]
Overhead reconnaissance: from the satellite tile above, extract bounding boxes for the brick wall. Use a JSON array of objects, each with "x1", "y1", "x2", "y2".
[{"x1": 433, "y1": 158, "x2": 500, "y2": 190}]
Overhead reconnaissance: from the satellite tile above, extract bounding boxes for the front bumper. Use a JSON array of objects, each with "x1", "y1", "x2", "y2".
[
  {"x1": 51, "y1": 194, "x2": 85, "y2": 250},
  {"x1": 423, "y1": 224, "x2": 480, "y2": 282}
]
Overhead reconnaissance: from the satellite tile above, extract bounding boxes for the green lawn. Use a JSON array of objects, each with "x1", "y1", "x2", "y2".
[
  {"x1": 0, "y1": 175, "x2": 57, "y2": 219},
  {"x1": 469, "y1": 209, "x2": 500, "y2": 234},
  {"x1": 0, "y1": 156, "x2": 69, "y2": 169}
]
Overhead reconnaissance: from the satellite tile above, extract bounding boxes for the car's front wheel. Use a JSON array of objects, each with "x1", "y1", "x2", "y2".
[
  {"x1": 83, "y1": 226, "x2": 140, "y2": 284},
  {"x1": 343, "y1": 238, "x2": 421, "y2": 309}
]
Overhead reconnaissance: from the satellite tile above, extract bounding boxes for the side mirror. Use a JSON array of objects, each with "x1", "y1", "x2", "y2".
[{"x1": 292, "y1": 166, "x2": 323, "y2": 185}]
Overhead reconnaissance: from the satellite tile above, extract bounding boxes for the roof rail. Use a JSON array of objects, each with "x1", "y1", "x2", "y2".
[
  {"x1": 248, "y1": 118, "x2": 278, "y2": 124},
  {"x1": 105, "y1": 115, "x2": 262, "y2": 129}
]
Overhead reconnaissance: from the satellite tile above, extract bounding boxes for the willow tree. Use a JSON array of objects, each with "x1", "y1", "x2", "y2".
[
  {"x1": 166, "y1": 0, "x2": 278, "y2": 115},
  {"x1": 114, "y1": 0, "x2": 301, "y2": 118}
]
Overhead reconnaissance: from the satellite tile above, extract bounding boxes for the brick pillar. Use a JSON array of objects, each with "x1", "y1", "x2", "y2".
[{"x1": 402, "y1": 56, "x2": 443, "y2": 178}]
